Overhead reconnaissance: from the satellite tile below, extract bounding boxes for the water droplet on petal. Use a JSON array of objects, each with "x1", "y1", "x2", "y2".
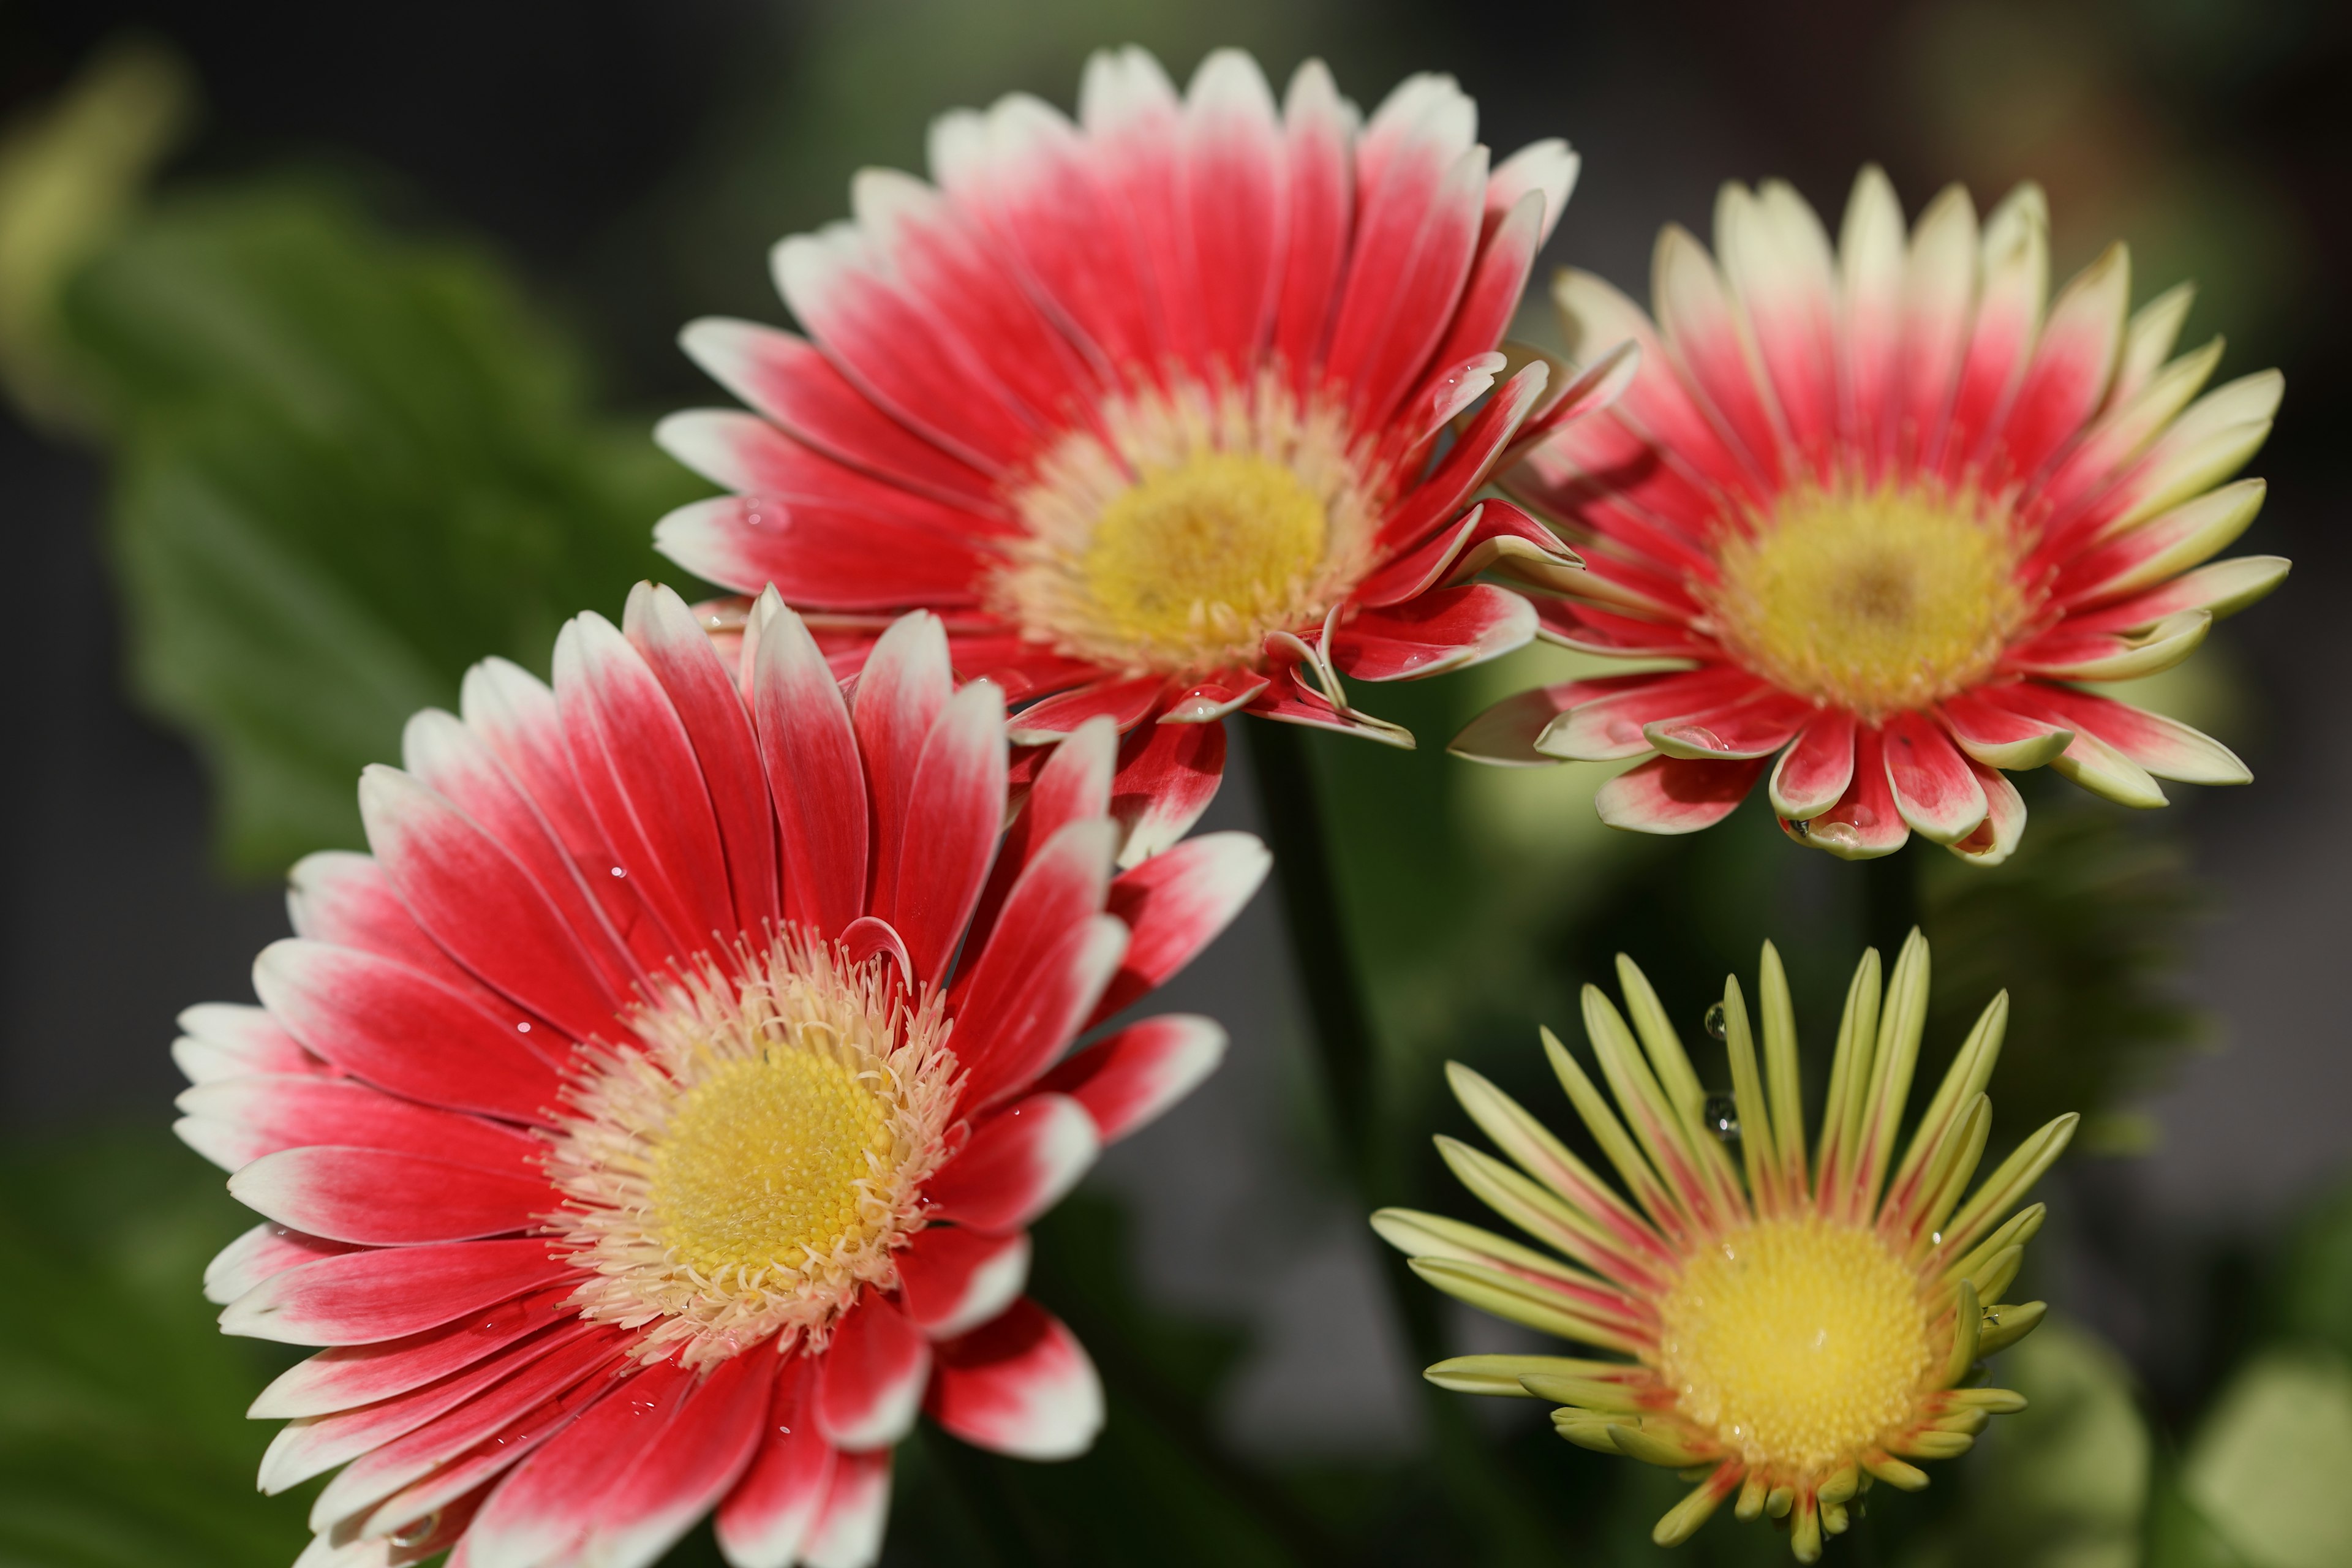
[
  {"x1": 391, "y1": 1514, "x2": 437, "y2": 1548},
  {"x1": 611, "y1": 866, "x2": 627, "y2": 878},
  {"x1": 516, "y1": 1021, "x2": 531, "y2": 1033},
  {"x1": 1703, "y1": 1001, "x2": 1728, "y2": 1040},
  {"x1": 1703, "y1": 1093, "x2": 1740, "y2": 1140}
]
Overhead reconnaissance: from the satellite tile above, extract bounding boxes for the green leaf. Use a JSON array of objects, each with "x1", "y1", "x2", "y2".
[
  {"x1": 0, "y1": 1130, "x2": 312, "y2": 1567},
  {"x1": 2182, "y1": 1344, "x2": 2352, "y2": 1568},
  {"x1": 61, "y1": 180, "x2": 709, "y2": 875},
  {"x1": 2274, "y1": 1179, "x2": 2352, "y2": 1364}
]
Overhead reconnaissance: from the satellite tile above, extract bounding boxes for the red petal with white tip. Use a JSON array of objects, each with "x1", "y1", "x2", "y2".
[
  {"x1": 1787, "y1": 726, "x2": 1909, "y2": 859},
  {"x1": 1768, "y1": 711, "x2": 1858, "y2": 820},
  {"x1": 1328, "y1": 584, "x2": 1536, "y2": 682},
  {"x1": 1006, "y1": 676, "x2": 1168, "y2": 744},
  {"x1": 1091, "y1": 833, "x2": 1269, "y2": 1025},
  {"x1": 174, "y1": 1002, "x2": 322, "y2": 1085},
  {"x1": 252, "y1": 941, "x2": 562, "y2": 1126},
  {"x1": 717, "y1": 1358, "x2": 836, "y2": 1568},
  {"x1": 926, "y1": 1298, "x2": 1104, "y2": 1461},
  {"x1": 801, "y1": 1447, "x2": 891, "y2": 1568},
  {"x1": 1594, "y1": 755, "x2": 1768, "y2": 835},
  {"x1": 897, "y1": 1225, "x2": 1032, "y2": 1340},
  {"x1": 927, "y1": 1093, "x2": 1101, "y2": 1234},
  {"x1": 1038, "y1": 1014, "x2": 1227, "y2": 1142},
  {"x1": 204, "y1": 1223, "x2": 357, "y2": 1307},
  {"x1": 251, "y1": 1284, "x2": 579, "y2": 1418},
  {"x1": 951, "y1": 918, "x2": 1129, "y2": 1113},
  {"x1": 221, "y1": 1239, "x2": 568, "y2": 1346},
  {"x1": 579, "y1": 1351, "x2": 774, "y2": 1568},
  {"x1": 750, "y1": 598, "x2": 870, "y2": 940},
  {"x1": 1882, "y1": 712, "x2": 1990, "y2": 845},
  {"x1": 851, "y1": 611, "x2": 954, "y2": 914},
  {"x1": 287, "y1": 851, "x2": 467, "y2": 984},
  {"x1": 816, "y1": 1292, "x2": 932, "y2": 1451},
  {"x1": 176, "y1": 1074, "x2": 540, "y2": 1175},
  {"x1": 1109, "y1": 718, "x2": 1225, "y2": 867},
  {"x1": 228, "y1": 1147, "x2": 548, "y2": 1246},
  {"x1": 884, "y1": 680, "x2": 1006, "y2": 982}
]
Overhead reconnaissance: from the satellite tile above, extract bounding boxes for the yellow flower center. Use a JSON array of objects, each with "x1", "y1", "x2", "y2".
[
  {"x1": 547, "y1": 934, "x2": 959, "y2": 1364},
  {"x1": 1656, "y1": 1215, "x2": 1932, "y2": 1471},
  {"x1": 1079, "y1": 453, "x2": 1330, "y2": 655},
  {"x1": 1706, "y1": 482, "x2": 2029, "y2": 719},
  {"x1": 989, "y1": 383, "x2": 1384, "y2": 676},
  {"x1": 648, "y1": 1046, "x2": 894, "y2": 1279}
]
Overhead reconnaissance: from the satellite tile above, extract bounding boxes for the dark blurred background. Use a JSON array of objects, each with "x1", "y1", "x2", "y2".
[{"x1": 2, "y1": 1, "x2": 2348, "y2": 1563}]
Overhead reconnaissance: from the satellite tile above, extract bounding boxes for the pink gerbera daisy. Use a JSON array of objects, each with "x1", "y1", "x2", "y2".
[
  {"x1": 173, "y1": 584, "x2": 1268, "y2": 1568},
  {"x1": 655, "y1": 46, "x2": 1614, "y2": 854},
  {"x1": 1456, "y1": 167, "x2": 2290, "y2": 863}
]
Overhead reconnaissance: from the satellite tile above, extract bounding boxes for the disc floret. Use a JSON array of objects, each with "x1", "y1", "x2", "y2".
[
  {"x1": 549, "y1": 930, "x2": 959, "y2": 1366},
  {"x1": 1376, "y1": 933, "x2": 2075, "y2": 1559}
]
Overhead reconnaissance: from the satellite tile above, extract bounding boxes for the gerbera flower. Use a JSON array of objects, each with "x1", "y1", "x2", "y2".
[
  {"x1": 655, "y1": 46, "x2": 1615, "y2": 855},
  {"x1": 173, "y1": 586, "x2": 1268, "y2": 1568},
  {"x1": 1455, "y1": 167, "x2": 2289, "y2": 863},
  {"x1": 1377, "y1": 933, "x2": 2074, "y2": 1559}
]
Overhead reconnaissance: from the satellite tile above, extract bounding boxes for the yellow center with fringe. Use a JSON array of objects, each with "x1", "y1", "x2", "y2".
[
  {"x1": 1708, "y1": 482, "x2": 2027, "y2": 719},
  {"x1": 1656, "y1": 1215, "x2": 1932, "y2": 1471},
  {"x1": 647, "y1": 1043, "x2": 894, "y2": 1278},
  {"x1": 1079, "y1": 453, "x2": 1329, "y2": 658}
]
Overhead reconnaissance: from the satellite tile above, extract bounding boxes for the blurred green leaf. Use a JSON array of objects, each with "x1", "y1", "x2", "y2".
[
  {"x1": 1902, "y1": 1316, "x2": 2150, "y2": 1568},
  {"x1": 61, "y1": 181, "x2": 709, "y2": 875},
  {"x1": 2182, "y1": 1344, "x2": 2352, "y2": 1568},
  {"x1": 2273, "y1": 1179, "x2": 2352, "y2": 1364},
  {"x1": 1920, "y1": 799, "x2": 2207, "y2": 1150},
  {"x1": 0, "y1": 1130, "x2": 310, "y2": 1566}
]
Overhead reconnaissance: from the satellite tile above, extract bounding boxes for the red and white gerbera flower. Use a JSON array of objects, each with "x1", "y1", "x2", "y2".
[
  {"x1": 1457, "y1": 168, "x2": 2289, "y2": 862},
  {"x1": 173, "y1": 585, "x2": 1268, "y2": 1568},
  {"x1": 656, "y1": 46, "x2": 1610, "y2": 856}
]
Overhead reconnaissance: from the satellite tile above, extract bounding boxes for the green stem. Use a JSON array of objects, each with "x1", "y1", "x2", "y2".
[
  {"x1": 1862, "y1": 843, "x2": 1921, "y2": 960},
  {"x1": 1243, "y1": 719, "x2": 1382, "y2": 1199}
]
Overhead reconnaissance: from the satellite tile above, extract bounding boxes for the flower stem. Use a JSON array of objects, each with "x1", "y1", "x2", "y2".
[{"x1": 1243, "y1": 718, "x2": 1382, "y2": 1199}]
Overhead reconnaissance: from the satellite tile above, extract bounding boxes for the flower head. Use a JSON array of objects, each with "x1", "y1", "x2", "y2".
[
  {"x1": 1457, "y1": 167, "x2": 2289, "y2": 864},
  {"x1": 657, "y1": 47, "x2": 1610, "y2": 856},
  {"x1": 1378, "y1": 933, "x2": 2075, "y2": 1559},
  {"x1": 173, "y1": 585, "x2": 1268, "y2": 1568}
]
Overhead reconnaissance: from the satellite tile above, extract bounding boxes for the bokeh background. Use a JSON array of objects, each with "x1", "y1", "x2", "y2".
[{"x1": 3, "y1": 1, "x2": 2348, "y2": 1564}]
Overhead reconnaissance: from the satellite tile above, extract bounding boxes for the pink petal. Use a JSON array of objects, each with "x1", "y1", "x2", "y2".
[
  {"x1": 1109, "y1": 717, "x2": 1226, "y2": 867},
  {"x1": 1184, "y1": 50, "x2": 1286, "y2": 375},
  {"x1": 1080, "y1": 49, "x2": 1198, "y2": 371},
  {"x1": 1784, "y1": 725, "x2": 1909, "y2": 859},
  {"x1": 816, "y1": 1292, "x2": 932, "y2": 1452},
  {"x1": 677, "y1": 318, "x2": 997, "y2": 508},
  {"x1": 897, "y1": 1226, "x2": 1032, "y2": 1340},
  {"x1": 553, "y1": 612, "x2": 736, "y2": 960},
  {"x1": 950, "y1": 818, "x2": 1118, "y2": 1050},
  {"x1": 1938, "y1": 687, "x2": 2076, "y2": 770},
  {"x1": 250, "y1": 1284, "x2": 579, "y2": 1418},
  {"x1": 625, "y1": 582, "x2": 782, "y2": 936},
  {"x1": 358, "y1": 766, "x2": 625, "y2": 1044},
  {"x1": 800, "y1": 1447, "x2": 891, "y2": 1568},
  {"x1": 925, "y1": 1093, "x2": 1101, "y2": 1234},
  {"x1": 1537, "y1": 668, "x2": 1766, "y2": 762},
  {"x1": 1593, "y1": 755, "x2": 1768, "y2": 834},
  {"x1": 220, "y1": 1239, "x2": 570, "y2": 1346},
  {"x1": 1890, "y1": 184, "x2": 1978, "y2": 474},
  {"x1": 1036, "y1": 1014, "x2": 1226, "y2": 1143},
  {"x1": 581, "y1": 1350, "x2": 774, "y2": 1568},
  {"x1": 1882, "y1": 712, "x2": 1990, "y2": 845},
  {"x1": 1006, "y1": 675, "x2": 1169, "y2": 744},
  {"x1": 203, "y1": 1223, "x2": 357, "y2": 1308},
  {"x1": 884, "y1": 680, "x2": 1007, "y2": 983},
  {"x1": 1422, "y1": 191, "x2": 1544, "y2": 404},
  {"x1": 1719, "y1": 181, "x2": 1839, "y2": 473},
  {"x1": 654, "y1": 492, "x2": 989, "y2": 612},
  {"x1": 750, "y1": 595, "x2": 871, "y2": 940},
  {"x1": 1641, "y1": 687, "x2": 1814, "y2": 761},
  {"x1": 286, "y1": 851, "x2": 467, "y2": 986},
  {"x1": 449, "y1": 1359, "x2": 699, "y2": 1568},
  {"x1": 257, "y1": 1319, "x2": 608, "y2": 1496},
  {"x1": 174, "y1": 1002, "x2": 323, "y2": 1087},
  {"x1": 1327, "y1": 583, "x2": 1536, "y2": 682},
  {"x1": 1268, "y1": 60, "x2": 1354, "y2": 386},
  {"x1": 1932, "y1": 186, "x2": 2045, "y2": 479},
  {"x1": 950, "y1": 917, "x2": 1129, "y2": 1114},
  {"x1": 1652, "y1": 225, "x2": 1784, "y2": 486},
  {"x1": 851, "y1": 611, "x2": 954, "y2": 919},
  {"x1": 1766, "y1": 710, "x2": 1858, "y2": 820},
  {"x1": 1376, "y1": 361, "x2": 1549, "y2": 551},
  {"x1": 2015, "y1": 684, "x2": 2250, "y2": 785},
  {"x1": 1983, "y1": 243, "x2": 2126, "y2": 487},
  {"x1": 1945, "y1": 759, "x2": 2027, "y2": 867},
  {"x1": 1449, "y1": 682, "x2": 1599, "y2": 766},
  {"x1": 1090, "y1": 833, "x2": 1270, "y2": 1026},
  {"x1": 1327, "y1": 89, "x2": 1485, "y2": 433},
  {"x1": 716, "y1": 1358, "x2": 837, "y2": 1568},
  {"x1": 322, "y1": 1330, "x2": 631, "y2": 1543},
  {"x1": 770, "y1": 228, "x2": 1034, "y2": 473},
  {"x1": 176, "y1": 1074, "x2": 539, "y2": 1175},
  {"x1": 964, "y1": 717, "x2": 1118, "y2": 960},
  {"x1": 252, "y1": 941, "x2": 562, "y2": 1127},
  {"x1": 654, "y1": 410, "x2": 1008, "y2": 538},
  {"x1": 229, "y1": 1147, "x2": 547, "y2": 1247},
  {"x1": 925, "y1": 1298, "x2": 1103, "y2": 1461},
  {"x1": 1354, "y1": 499, "x2": 1574, "y2": 609}
]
